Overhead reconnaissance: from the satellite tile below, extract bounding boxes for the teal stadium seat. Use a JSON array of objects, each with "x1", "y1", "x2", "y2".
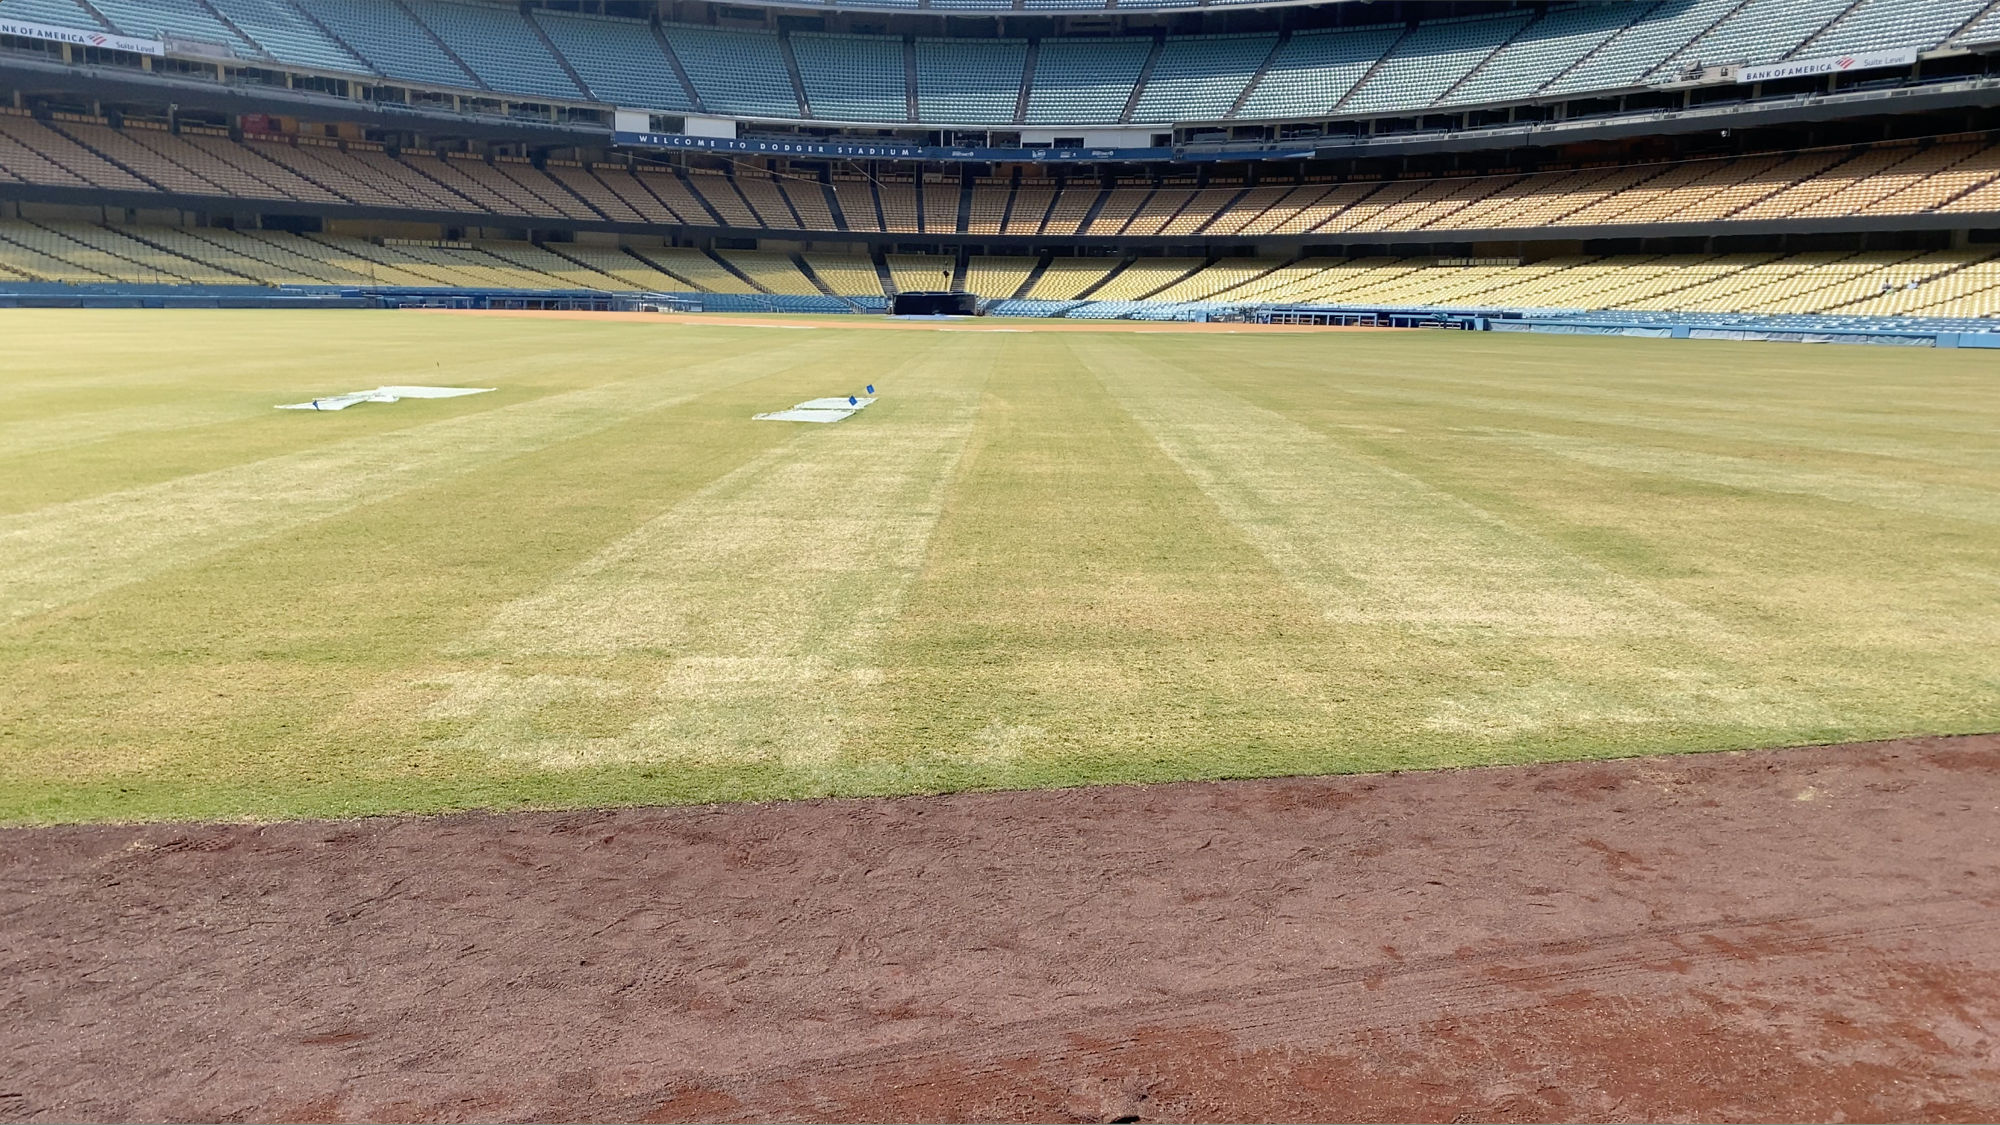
[
  {"x1": 294, "y1": 0, "x2": 475, "y2": 89},
  {"x1": 661, "y1": 24, "x2": 800, "y2": 119},
  {"x1": 1237, "y1": 25, "x2": 1402, "y2": 118},
  {"x1": 1130, "y1": 34, "x2": 1275, "y2": 122},
  {"x1": 1648, "y1": 0, "x2": 1864, "y2": 80},
  {"x1": 1813, "y1": 0, "x2": 1991, "y2": 54},
  {"x1": 87, "y1": 0, "x2": 255, "y2": 53},
  {"x1": 534, "y1": 11, "x2": 691, "y2": 112},
  {"x1": 0, "y1": 0, "x2": 105, "y2": 30},
  {"x1": 916, "y1": 39, "x2": 1027, "y2": 124},
  {"x1": 401, "y1": 0, "x2": 583, "y2": 101},
  {"x1": 1025, "y1": 37, "x2": 1152, "y2": 124},
  {"x1": 792, "y1": 33, "x2": 908, "y2": 122},
  {"x1": 205, "y1": 0, "x2": 365, "y2": 72},
  {"x1": 1443, "y1": 3, "x2": 1644, "y2": 108},
  {"x1": 1338, "y1": 11, "x2": 1531, "y2": 115}
]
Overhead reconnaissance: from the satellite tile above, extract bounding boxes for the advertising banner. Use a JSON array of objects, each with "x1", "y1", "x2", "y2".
[
  {"x1": 1736, "y1": 49, "x2": 1918, "y2": 84},
  {"x1": 0, "y1": 17, "x2": 163, "y2": 55}
]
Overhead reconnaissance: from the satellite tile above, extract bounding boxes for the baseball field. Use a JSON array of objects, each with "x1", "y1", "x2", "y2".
[{"x1": 3, "y1": 307, "x2": 1995, "y2": 825}]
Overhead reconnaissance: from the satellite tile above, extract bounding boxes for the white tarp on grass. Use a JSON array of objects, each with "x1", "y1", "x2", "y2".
[
  {"x1": 753, "y1": 397, "x2": 875, "y2": 424},
  {"x1": 277, "y1": 385, "x2": 495, "y2": 412}
]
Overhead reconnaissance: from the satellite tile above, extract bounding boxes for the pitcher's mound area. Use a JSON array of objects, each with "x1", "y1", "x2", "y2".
[{"x1": 7, "y1": 734, "x2": 1999, "y2": 1123}]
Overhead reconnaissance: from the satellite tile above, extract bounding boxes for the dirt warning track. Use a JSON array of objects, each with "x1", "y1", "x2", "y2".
[{"x1": 6, "y1": 735, "x2": 1999, "y2": 1123}]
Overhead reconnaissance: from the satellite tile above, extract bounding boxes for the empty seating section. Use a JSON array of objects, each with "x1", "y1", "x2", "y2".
[
  {"x1": 962, "y1": 255, "x2": 1036, "y2": 298},
  {"x1": 685, "y1": 169, "x2": 759, "y2": 227},
  {"x1": 294, "y1": 0, "x2": 473, "y2": 89},
  {"x1": 1087, "y1": 258, "x2": 1202, "y2": 299},
  {"x1": 1130, "y1": 34, "x2": 1274, "y2": 122},
  {"x1": 780, "y1": 178, "x2": 838, "y2": 229},
  {"x1": 662, "y1": 25, "x2": 798, "y2": 118},
  {"x1": 1444, "y1": 4, "x2": 1640, "y2": 107},
  {"x1": 88, "y1": 0, "x2": 251, "y2": 53},
  {"x1": 5, "y1": 0, "x2": 1980, "y2": 123},
  {"x1": 1544, "y1": 0, "x2": 1737, "y2": 95},
  {"x1": 716, "y1": 250, "x2": 820, "y2": 294},
  {"x1": 617, "y1": 166, "x2": 714, "y2": 224},
  {"x1": 199, "y1": 0, "x2": 358, "y2": 70},
  {"x1": 1238, "y1": 26, "x2": 1402, "y2": 118},
  {"x1": 1958, "y1": 4, "x2": 2000, "y2": 45},
  {"x1": 878, "y1": 180, "x2": 920, "y2": 232},
  {"x1": 1808, "y1": 0, "x2": 1989, "y2": 55},
  {"x1": 732, "y1": 173, "x2": 800, "y2": 228},
  {"x1": 1652, "y1": 0, "x2": 1853, "y2": 78},
  {"x1": 8, "y1": 120, "x2": 2000, "y2": 253},
  {"x1": 966, "y1": 182, "x2": 1010, "y2": 234},
  {"x1": 830, "y1": 177, "x2": 881, "y2": 231},
  {"x1": 1339, "y1": 12, "x2": 1528, "y2": 115},
  {"x1": 548, "y1": 244, "x2": 692, "y2": 291},
  {"x1": 0, "y1": 0, "x2": 104, "y2": 30},
  {"x1": 403, "y1": 0, "x2": 582, "y2": 101},
  {"x1": 0, "y1": 114, "x2": 150, "y2": 190},
  {"x1": 922, "y1": 175, "x2": 959, "y2": 233},
  {"x1": 1038, "y1": 182, "x2": 1096, "y2": 234},
  {"x1": 888, "y1": 253, "x2": 954, "y2": 293},
  {"x1": 1026, "y1": 259, "x2": 1120, "y2": 299},
  {"x1": 1026, "y1": 37, "x2": 1151, "y2": 124},
  {"x1": 534, "y1": 11, "x2": 691, "y2": 111},
  {"x1": 1123, "y1": 186, "x2": 1196, "y2": 235},
  {"x1": 805, "y1": 254, "x2": 885, "y2": 296},
  {"x1": 631, "y1": 246, "x2": 756, "y2": 292},
  {"x1": 793, "y1": 34, "x2": 907, "y2": 122},
  {"x1": 916, "y1": 39, "x2": 1027, "y2": 124},
  {"x1": 8, "y1": 215, "x2": 2000, "y2": 319}
]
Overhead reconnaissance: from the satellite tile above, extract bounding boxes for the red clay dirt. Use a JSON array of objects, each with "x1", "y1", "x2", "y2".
[{"x1": 5, "y1": 734, "x2": 1999, "y2": 1123}]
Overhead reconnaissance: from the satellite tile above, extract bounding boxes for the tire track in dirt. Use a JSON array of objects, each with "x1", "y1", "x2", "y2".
[{"x1": 587, "y1": 896, "x2": 1993, "y2": 1122}]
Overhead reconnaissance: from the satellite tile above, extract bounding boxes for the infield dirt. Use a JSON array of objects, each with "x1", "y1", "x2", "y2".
[{"x1": 6, "y1": 733, "x2": 1997, "y2": 1123}]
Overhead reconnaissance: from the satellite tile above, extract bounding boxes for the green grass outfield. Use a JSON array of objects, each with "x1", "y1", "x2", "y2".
[{"x1": 3, "y1": 309, "x2": 1996, "y2": 824}]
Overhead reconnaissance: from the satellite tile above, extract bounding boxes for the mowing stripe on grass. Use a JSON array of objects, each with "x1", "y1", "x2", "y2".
[
  {"x1": 1475, "y1": 429, "x2": 2000, "y2": 526},
  {"x1": 443, "y1": 336, "x2": 997, "y2": 769},
  {"x1": 0, "y1": 336, "x2": 827, "y2": 625},
  {"x1": 1075, "y1": 337, "x2": 1706, "y2": 637}
]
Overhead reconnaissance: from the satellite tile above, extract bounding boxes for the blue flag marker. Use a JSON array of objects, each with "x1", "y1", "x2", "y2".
[
  {"x1": 848, "y1": 395, "x2": 858, "y2": 406},
  {"x1": 866, "y1": 384, "x2": 875, "y2": 394}
]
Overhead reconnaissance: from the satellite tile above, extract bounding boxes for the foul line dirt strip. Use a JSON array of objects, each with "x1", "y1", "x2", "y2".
[{"x1": 4, "y1": 733, "x2": 1997, "y2": 1122}]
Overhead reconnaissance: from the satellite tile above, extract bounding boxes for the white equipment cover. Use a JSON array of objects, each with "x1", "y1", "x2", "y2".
[
  {"x1": 277, "y1": 385, "x2": 495, "y2": 411},
  {"x1": 753, "y1": 397, "x2": 875, "y2": 424}
]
